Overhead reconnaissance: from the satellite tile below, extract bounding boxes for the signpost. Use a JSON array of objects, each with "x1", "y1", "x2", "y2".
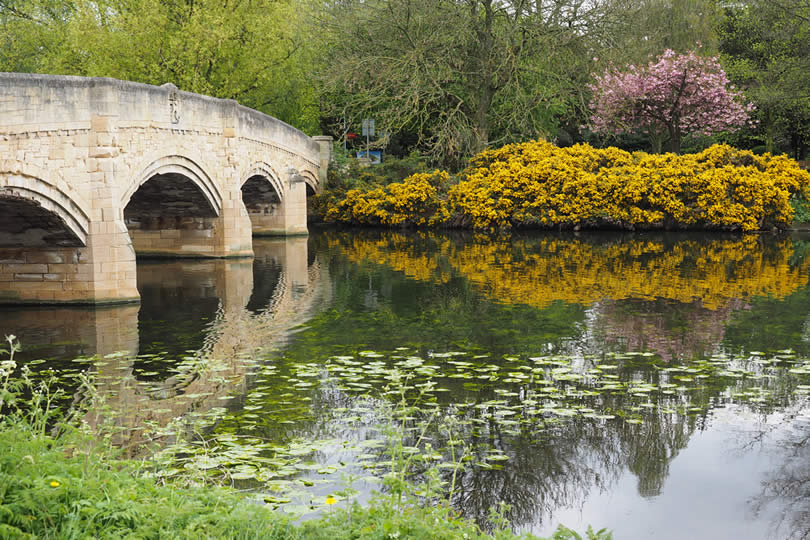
[{"x1": 362, "y1": 118, "x2": 375, "y2": 162}]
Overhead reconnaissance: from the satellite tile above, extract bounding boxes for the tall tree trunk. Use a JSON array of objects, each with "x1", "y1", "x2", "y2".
[
  {"x1": 668, "y1": 124, "x2": 682, "y2": 154},
  {"x1": 764, "y1": 108, "x2": 775, "y2": 154},
  {"x1": 473, "y1": 84, "x2": 494, "y2": 153},
  {"x1": 650, "y1": 131, "x2": 663, "y2": 154},
  {"x1": 470, "y1": 0, "x2": 495, "y2": 154}
]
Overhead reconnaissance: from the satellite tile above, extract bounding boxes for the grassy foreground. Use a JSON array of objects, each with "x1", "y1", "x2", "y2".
[
  {"x1": 0, "y1": 419, "x2": 614, "y2": 540},
  {"x1": 0, "y1": 341, "x2": 609, "y2": 540}
]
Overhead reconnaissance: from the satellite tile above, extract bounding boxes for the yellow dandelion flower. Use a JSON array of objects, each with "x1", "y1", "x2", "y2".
[
  {"x1": 49, "y1": 480, "x2": 61, "y2": 488},
  {"x1": 325, "y1": 496, "x2": 337, "y2": 505}
]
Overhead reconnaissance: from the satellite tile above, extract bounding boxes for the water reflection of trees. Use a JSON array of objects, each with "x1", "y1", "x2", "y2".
[
  {"x1": 384, "y1": 349, "x2": 802, "y2": 532},
  {"x1": 176, "y1": 230, "x2": 810, "y2": 533},
  {"x1": 433, "y1": 385, "x2": 700, "y2": 531},
  {"x1": 587, "y1": 298, "x2": 746, "y2": 362},
  {"x1": 749, "y1": 407, "x2": 810, "y2": 540},
  {"x1": 282, "y1": 261, "x2": 587, "y2": 360}
]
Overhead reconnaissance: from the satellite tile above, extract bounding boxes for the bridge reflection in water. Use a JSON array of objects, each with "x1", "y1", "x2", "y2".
[{"x1": 0, "y1": 237, "x2": 330, "y2": 449}]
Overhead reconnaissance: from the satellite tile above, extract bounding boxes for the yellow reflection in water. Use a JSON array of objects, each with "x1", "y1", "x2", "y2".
[{"x1": 331, "y1": 233, "x2": 810, "y2": 310}]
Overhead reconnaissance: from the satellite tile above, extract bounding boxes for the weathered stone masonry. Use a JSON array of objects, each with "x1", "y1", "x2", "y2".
[{"x1": 0, "y1": 73, "x2": 331, "y2": 304}]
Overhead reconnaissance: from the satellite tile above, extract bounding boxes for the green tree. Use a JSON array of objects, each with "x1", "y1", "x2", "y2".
[
  {"x1": 316, "y1": 0, "x2": 618, "y2": 168},
  {"x1": 604, "y1": 0, "x2": 721, "y2": 62},
  {"x1": 718, "y1": 1, "x2": 810, "y2": 157},
  {"x1": 0, "y1": 0, "x2": 74, "y2": 72}
]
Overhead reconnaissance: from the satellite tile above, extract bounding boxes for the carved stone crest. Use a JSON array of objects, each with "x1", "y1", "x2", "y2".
[{"x1": 161, "y1": 83, "x2": 181, "y2": 124}]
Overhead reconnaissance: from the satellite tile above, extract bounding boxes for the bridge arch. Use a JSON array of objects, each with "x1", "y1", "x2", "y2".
[
  {"x1": 0, "y1": 171, "x2": 91, "y2": 247},
  {"x1": 300, "y1": 170, "x2": 319, "y2": 197},
  {"x1": 240, "y1": 162, "x2": 285, "y2": 202},
  {"x1": 122, "y1": 154, "x2": 230, "y2": 258},
  {"x1": 239, "y1": 162, "x2": 289, "y2": 236},
  {"x1": 123, "y1": 154, "x2": 222, "y2": 216}
]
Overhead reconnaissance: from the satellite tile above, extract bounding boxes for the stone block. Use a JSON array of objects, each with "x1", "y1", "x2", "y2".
[
  {"x1": 47, "y1": 264, "x2": 78, "y2": 273},
  {"x1": 89, "y1": 147, "x2": 119, "y2": 159},
  {"x1": 102, "y1": 207, "x2": 118, "y2": 221},
  {"x1": 7, "y1": 264, "x2": 48, "y2": 273},
  {"x1": 64, "y1": 281, "x2": 90, "y2": 291},
  {"x1": 10, "y1": 280, "x2": 48, "y2": 289},
  {"x1": 25, "y1": 252, "x2": 64, "y2": 264},
  {"x1": 91, "y1": 115, "x2": 112, "y2": 132}
]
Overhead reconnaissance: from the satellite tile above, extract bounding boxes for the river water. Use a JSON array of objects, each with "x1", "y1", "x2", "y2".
[{"x1": 2, "y1": 229, "x2": 809, "y2": 539}]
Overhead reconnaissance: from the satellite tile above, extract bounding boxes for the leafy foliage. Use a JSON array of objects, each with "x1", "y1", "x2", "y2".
[
  {"x1": 311, "y1": 150, "x2": 432, "y2": 222},
  {"x1": 316, "y1": 0, "x2": 613, "y2": 167},
  {"x1": 718, "y1": 1, "x2": 810, "y2": 158}
]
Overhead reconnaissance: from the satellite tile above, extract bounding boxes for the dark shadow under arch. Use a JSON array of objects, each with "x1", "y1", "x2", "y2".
[
  {"x1": 124, "y1": 173, "x2": 219, "y2": 229},
  {"x1": 241, "y1": 175, "x2": 282, "y2": 216},
  {"x1": 0, "y1": 194, "x2": 85, "y2": 248}
]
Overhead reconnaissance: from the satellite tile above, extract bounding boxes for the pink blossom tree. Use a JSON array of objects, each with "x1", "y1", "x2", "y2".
[{"x1": 589, "y1": 50, "x2": 754, "y2": 153}]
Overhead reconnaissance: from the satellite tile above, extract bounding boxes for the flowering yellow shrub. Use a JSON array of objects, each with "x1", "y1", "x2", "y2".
[
  {"x1": 324, "y1": 170, "x2": 450, "y2": 227},
  {"x1": 322, "y1": 142, "x2": 810, "y2": 231}
]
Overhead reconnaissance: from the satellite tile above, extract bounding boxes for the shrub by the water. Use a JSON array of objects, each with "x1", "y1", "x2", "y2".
[
  {"x1": 311, "y1": 150, "x2": 431, "y2": 223},
  {"x1": 321, "y1": 142, "x2": 810, "y2": 232},
  {"x1": 324, "y1": 170, "x2": 452, "y2": 227}
]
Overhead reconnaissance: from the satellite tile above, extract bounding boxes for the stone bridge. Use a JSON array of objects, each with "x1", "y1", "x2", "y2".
[{"x1": 0, "y1": 72, "x2": 331, "y2": 304}]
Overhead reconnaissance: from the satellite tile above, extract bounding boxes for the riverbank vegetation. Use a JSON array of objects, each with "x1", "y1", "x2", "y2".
[
  {"x1": 0, "y1": 339, "x2": 608, "y2": 540},
  {"x1": 319, "y1": 142, "x2": 810, "y2": 231}
]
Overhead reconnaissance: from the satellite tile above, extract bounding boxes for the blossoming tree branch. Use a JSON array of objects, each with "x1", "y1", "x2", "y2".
[{"x1": 588, "y1": 50, "x2": 755, "y2": 153}]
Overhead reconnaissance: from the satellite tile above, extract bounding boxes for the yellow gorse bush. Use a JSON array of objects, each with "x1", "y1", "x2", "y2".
[
  {"x1": 325, "y1": 170, "x2": 450, "y2": 227},
  {"x1": 323, "y1": 142, "x2": 810, "y2": 231}
]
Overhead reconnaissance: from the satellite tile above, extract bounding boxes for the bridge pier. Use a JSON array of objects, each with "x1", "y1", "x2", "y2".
[
  {"x1": 243, "y1": 171, "x2": 308, "y2": 236},
  {"x1": 0, "y1": 213, "x2": 139, "y2": 305}
]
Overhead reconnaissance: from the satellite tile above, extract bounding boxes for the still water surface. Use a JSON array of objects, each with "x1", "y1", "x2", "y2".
[{"x1": 2, "y1": 230, "x2": 809, "y2": 539}]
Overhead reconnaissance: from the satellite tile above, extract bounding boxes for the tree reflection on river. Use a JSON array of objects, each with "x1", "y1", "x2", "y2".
[{"x1": 1, "y1": 229, "x2": 809, "y2": 538}]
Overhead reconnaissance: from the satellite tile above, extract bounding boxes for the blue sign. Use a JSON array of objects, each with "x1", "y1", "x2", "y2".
[{"x1": 357, "y1": 150, "x2": 382, "y2": 164}]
